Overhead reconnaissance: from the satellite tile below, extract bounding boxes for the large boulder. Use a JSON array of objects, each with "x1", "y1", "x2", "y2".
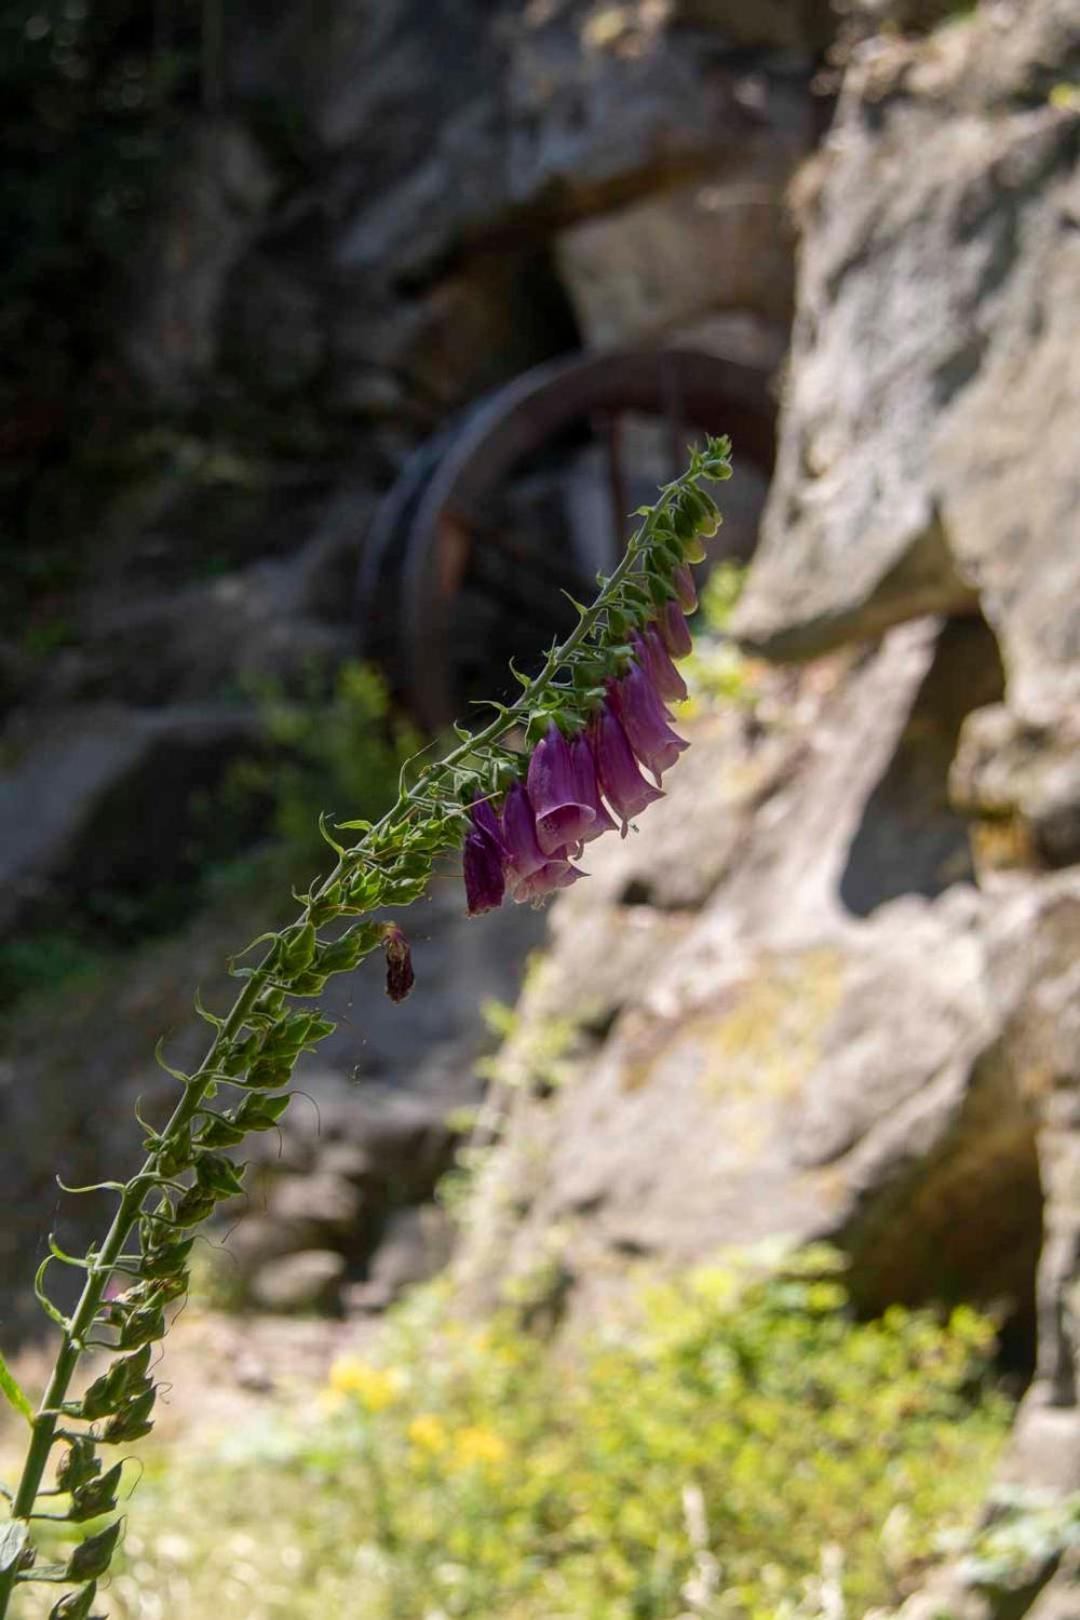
[
  {"x1": 454, "y1": 624, "x2": 1077, "y2": 1437},
  {"x1": 731, "y1": 0, "x2": 1080, "y2": 830}
]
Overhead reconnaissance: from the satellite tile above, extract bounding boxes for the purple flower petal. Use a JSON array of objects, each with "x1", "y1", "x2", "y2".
[
  {"x1": 527, "y1": 722, "x2": 597, "y2": 856},
  {"x1": 589, "y1": 701, "x2": 664, "y2": 836},
  {"x1": 657, "y1": 600, "x2": 693, "y2": 659},
  {"x1": 499, "y1": 782, "x2": 549, "y2": 882},
  {"x1": 673, "y1": 563, "x2": 698, "y2": 614},
  {"x1": 635, "y1": 626, "x2": 688, "y2": 704},
  {"x1": 569, "y1": 733, "x2": 617, "y2": 842},
  {"x1": 463, "y1": 829, "x2": 505, "y2": 915},
  {"x1": 612, "y1": 660, "x2": 688, "y2": 785},
  {"x1": 470, "y1": 795, "x2": 507, "y2": 854},
  {"x1": 507, "y1": 858, "x2": 585, "y2": 905}
]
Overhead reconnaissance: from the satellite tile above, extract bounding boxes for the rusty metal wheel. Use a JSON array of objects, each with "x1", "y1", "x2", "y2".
[{"x1": 358, "y1": 347, "x2": 775, "y2": 731}]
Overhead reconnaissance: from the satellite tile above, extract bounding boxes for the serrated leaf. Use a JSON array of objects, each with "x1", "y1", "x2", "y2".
[{"x1": 0, "y1": 1348, "x2": 33, "y2": 1425}]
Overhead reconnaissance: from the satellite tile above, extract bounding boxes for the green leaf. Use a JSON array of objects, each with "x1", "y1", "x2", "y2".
[
  {"x1": 0, "y1": 1518, "x2": 29, "y2": 1572},
  {"x1": 0, "y1": 1348, "x2": 34, "y2": 1425}
]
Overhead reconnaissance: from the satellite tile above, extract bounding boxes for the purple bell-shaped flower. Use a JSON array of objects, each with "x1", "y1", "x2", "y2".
[
  {"x1": 611, "y1": 660, "x2": 688, "y2": 785},
  {"x1": 569, "y1": 732, "x2": 617, "y2": 842},
  {"x1": 507, "y1": 858, "x2": 584, "y2": 905},
  {"x1": 589, "y1": 701, "x2": 663, "y2": 836},
  {"x1": 673, "y1": 563, "x2": 698, "y2": 614},
  {"x1": 463, "y1": 796, "x2": 506, "y2": 916},
  {"x1": 657, "y1": 600, "x2": 693, "y2": 659},
  {"x1": 527, "y1": 722, "x2": 597, "y2": 856},
  {"x1": 634, "y1": 626, "x2": 688, "y2": 704},
  {"x1": 499, "y1": 782, "x2": 551, "y2": 885}
]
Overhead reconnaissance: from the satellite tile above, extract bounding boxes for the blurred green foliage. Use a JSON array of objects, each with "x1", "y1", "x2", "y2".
[
  {"x1": 0, "y1": 929, "x2": 110, "y2": 1010},
  {"x1": 94, "y1": 1251, "x2": 1010, "y2": 1620},
  {"x1": 224, "y1": 662, "x2": 424, "y2": 878},
  {"x1": 682, "y1": 561, "x2": 758, "y2": 710}
]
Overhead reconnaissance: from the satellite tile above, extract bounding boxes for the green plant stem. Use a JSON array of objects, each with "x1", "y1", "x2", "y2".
[{"x1": 0, "y1": 478, "x2": 669, "y2": 1616}]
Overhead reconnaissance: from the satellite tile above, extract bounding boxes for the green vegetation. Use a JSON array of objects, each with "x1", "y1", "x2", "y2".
[
  {"x1": 682, "y1": 561, "x2": 758, "y2": 709},
  {"x1": 224, "y1": 661, "x2": 424, "y2": 877},
  {"x1": 93, "y1": 1252, "x2": 1009, "y2": 1620}
]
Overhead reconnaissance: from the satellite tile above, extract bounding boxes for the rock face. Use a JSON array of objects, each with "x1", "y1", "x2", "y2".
[
  {"x1": 454, "y1": 636, "x2": 1055, "y2": 1343},
  {"x1": 454, "y1": 7, "x2": 1080, "y2": 1599},
  {"x1": 730, "y1": 0, "x2": 1080, "y2": 846}
]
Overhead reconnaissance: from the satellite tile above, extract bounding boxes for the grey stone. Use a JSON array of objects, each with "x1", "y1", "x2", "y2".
[
  {"x1": 555, "y1": 152, "x2": 803, "y2": 348},
  {"x1": 952, "y1": 704, "x2": 1080, "y2": 871},
  {"x1": 268, "y1": 1173, "x2": 362, "y2": 1234},
  {"x1": 346, "y1": 1207, "x2": 455, "y2": 1313},
  {"x1": 250, "y1": 1250, "x2": 346, "y2": 1314},
  {"x1": 454, "y1": 628, "x2": 1075, "y2": 1375},
  {"x1": 124, "y1": 117, "x2": 276, "y2": 402},
  {"x1": 0, "y1": 703, "x2": 261, "y2": 932},
  {"x1": 730, "y1": 0, "x2": 1080, "y2": 826}
]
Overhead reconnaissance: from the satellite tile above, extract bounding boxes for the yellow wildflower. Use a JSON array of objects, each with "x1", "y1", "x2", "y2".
[
  {"x1": 327, "y1": 1356, "x2": 403, "y2": 1412},
  {"x1": 408, "y1": 1413, "x2": 449, "y2": 1454},
  {"x1": 453, "y1": 1425, "x2": 508, "y2": 1470}
]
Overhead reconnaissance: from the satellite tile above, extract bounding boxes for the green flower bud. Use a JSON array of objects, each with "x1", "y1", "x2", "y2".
[
  {"x1": 607, "y1": 608, "x2": 631, "y2": 642},
  {"x1": 101, "y1": 1387, "x2": 156, "y2": 1445},
  {"x1": 220, "y1": 1031, "x2": 260, "y2": 1077},
  {"x1": 117, "y1": 1305, "x2": 165, "y2": 1351},
  {"x1": 56, "y1": 1436, "x2": 100, "y2": 1493},
  {"x1": 253, "y1": 987, "x2": 286, "y2": 1018},
  {"x1": 283, "y1": 969, "x2": 328, "y2": 997},
  {"x1": 243, "y1": 1056, "x2": 293, "y2": 1089},
  {"x1": 142, "y1": 1238, "x2": 194, "y2": 1280},
  {"x1": 195, "y1": 1115, "x2": 245, "y2": 1150},
  {"x1": 279, "y1": 921, "x2": 317, "y2": 974},
  {"x1": 69, "y1": 1461, "x2": 123, "y2": 1523},
  {"x1": 66, "y1": 1521, "x2": 122, "y2": 1581},
  {"x1": 308, "y1": 881, "x2": 344, "y2": 926},
  {"x1": 150, "y1": 1269, "x2": 188, "y2": 1305},
  {"x1": 155, "y1": 1136, "x2": 193, "y2": 1178},
  {"x1": 49, "y1": 1580, "x2": 98, "y2": 1620},
  {"x1": 172, "y1": 1187, "x2": 216, "y2": 1227},
  {"x1": 316, "y1": 931, "x2": 371, "y2": 975},
  {"x1": 195, "y1": 1152, "x2": 246, "y2": 1200},
  {"x1": 233, "y1": 1092, "x2": 291, "y2": 1131},
  {"x1": 646, "y1": 570, "x2": 678, "y2": 609}
]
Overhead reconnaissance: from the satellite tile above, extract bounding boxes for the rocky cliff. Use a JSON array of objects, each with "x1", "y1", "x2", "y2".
[{"x1": 454, "y1": 3, "x2": 1080, "y2": 1613}]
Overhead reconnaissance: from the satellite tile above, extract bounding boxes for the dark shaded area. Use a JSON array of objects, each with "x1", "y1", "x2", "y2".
[{"x1": 840, "y1": 614, "x2": 1006, "y2": 916}]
